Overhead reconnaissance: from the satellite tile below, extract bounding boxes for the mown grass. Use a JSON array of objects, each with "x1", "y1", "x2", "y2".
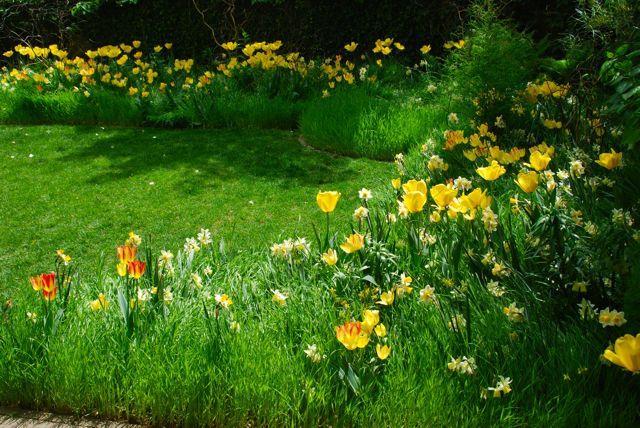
[{"x1": 0, "y1": 124, "x2": 392, "y2": 287}]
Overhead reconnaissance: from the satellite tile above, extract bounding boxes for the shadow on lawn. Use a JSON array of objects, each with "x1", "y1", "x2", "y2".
[{"x1": 60, "y1": 126, "x2": 367, "y2": 193}]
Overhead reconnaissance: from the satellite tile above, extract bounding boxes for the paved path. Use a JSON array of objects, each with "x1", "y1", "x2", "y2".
[{"x1": 0, "y1": 408, "x2": 136, "y2": 428}]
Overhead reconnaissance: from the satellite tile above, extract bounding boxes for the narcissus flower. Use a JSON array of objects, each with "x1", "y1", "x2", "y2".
[
  {"x1": 340, "y1": 233, "x2": 364, "y2": 253},
  {"x1": 402, "y1": 191, "x2": 427, "y2": 213},
  {"x1": 90, "y1": 293, "x2": 109, "y2": 311},
  {"x1": 127, "y1": 260, "x2": 146, "y2": 279},
  {"x1": 599, "y1": 307, "x2": 627, "y2": 327},
  {"x1": 595, "y1": 149, "x2": 622, "y2": 170},
  {"x1": 344, "y1": 42, "x2": 358, "y2": 52},
  {"x1": 316, "y1": 191, "x2": 341, "y2": 213},
  {"x1": 271, "y1": 289, "x2": 288, "y2": 306},
  {"x1": 515, "y1": 171, "x2": 539, "y2": 193},
  {"x1": 603, "y1": 333, "x2": 640, "y2": 373},
  {"x1": 376, "y1": 343, "x2": 391, "y2": 360},
  {"x1": 476, "y1": 161, "x2": 506, "y2": 181},
  {"x1": 321, "y1": 248, "x2": 338, "y2": 266},
  {"x1": 215, "y1": 293, "x2": 233, "y2": 308},
  {"x1": 487, "y1": 376, "x2": 512, "y2": 398},
  {"x1": 335, "y1": 321, "x2": 369, "y2": 350}
]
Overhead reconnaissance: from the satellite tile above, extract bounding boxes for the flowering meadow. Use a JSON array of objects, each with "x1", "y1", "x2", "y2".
[{"x1": 1, "y1": 2, "x2": 640, "y2": 426}]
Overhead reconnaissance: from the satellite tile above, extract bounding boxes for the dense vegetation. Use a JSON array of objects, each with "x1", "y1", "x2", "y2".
[{"x1": 1, "y1": 0, "x2": 640, "y2": 426}]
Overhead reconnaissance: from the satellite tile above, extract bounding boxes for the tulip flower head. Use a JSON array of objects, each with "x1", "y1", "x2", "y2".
[
  {"x1": 335, "y1": 321, "x2": 370, "y2": 350},
  {"x1": 603, "y1": 333, "x2": 640, "y2": 373},
  {"x1": 476, "y1": 160, "x2": 506, "y2": 181},
  {"x1": 316, "y1": 191, "x2": 341, "y2": 213}
]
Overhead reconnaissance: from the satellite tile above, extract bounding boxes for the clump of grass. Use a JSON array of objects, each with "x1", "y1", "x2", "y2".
[{"x1": 300, "y1": 86, "x2": 447, "y2": 160}]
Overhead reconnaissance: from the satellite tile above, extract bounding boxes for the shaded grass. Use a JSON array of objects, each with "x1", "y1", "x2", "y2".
[{"x1": 0, "y1": 124, "x2": 392, "y2": 287}]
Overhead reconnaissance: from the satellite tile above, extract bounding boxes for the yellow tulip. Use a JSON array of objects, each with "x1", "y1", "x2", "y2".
[
  {"x1": 430, "y1": 184, "x2": 458, "y2": 208},
  {"x1": 335, "y1": 321, "x2": 369, "y2": 350},
  {"x1": 476, "y1": 160, "x2": 506, "y2": 181},
  {"x1": 376, "y1": 343, "x2": 391, "y2": 360},
  {"x1": 528, "y1": 150, "x2": 551, "y2": 171},
  {"x1": 391, "y1": 178, "x2": 402, "y2": 189},
  {"x1": 344, "y1": 42, "x2": 358, "y2": 52},
  {"x1": 377, "y1": 290, "x2": 394, "y2": 306},
  {"x1": 316, "y1": 191, "x2": 341, "y2": 213},
  {"x1": 321, "y1": 248, "x2": 338, "y2": 266},
  {"x1": 374, "y1": 323, "x2": 387, "y2": 337},
  {"x1": 340, "y1": 233, "x2": 364, "y2": 253},
  {"x1": 402, "y1": 191, "x2": 427, "y2": 213},
  {"x1": 402, "y1": 179, "x2": 427, "y2": 195},
  {"x1": 361, "y1": 309, "x2": 380, "y2": 334},
  {"x1": 595, "y1": 149, "x2": 622, "y2": 170},
  {"x1": 515, "y1": 171, "x2": 539, "y2": 193},
  {"x1": 90, "y1": 293, "x2": 109, "y2": 311},
  {"x1": 603, "y1": 333, "x2": 640, "y2": 373}
]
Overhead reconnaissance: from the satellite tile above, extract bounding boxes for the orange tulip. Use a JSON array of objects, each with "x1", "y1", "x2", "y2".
[
  {"x1": 127, "y1": 260, "x2": 146, "y2": 279},
  {"x1": 335, "y1": 321, "x2": 370, "y2": 350},
  {"x1": 117, "y1": 245, "x2": 138, "y2": 263},
  {"x1": 40, "y1": 272, "x2": 57, "y2": 302}
]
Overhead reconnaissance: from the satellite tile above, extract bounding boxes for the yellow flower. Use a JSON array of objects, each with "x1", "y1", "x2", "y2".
[
  {"x1": 164, "y1": 43, "x2": 173, "y2": 49},
  {"x1": 402, "y1": 179, "x2": 427, "y2": 195},
  {"x1": 116, "y1": 261, "x2": 128, "y2": 277},
  {"x1": 116, "y1": 55, "x2": 128, "y2": 66},
  {"x1": 335, "y1": 321, "x2": 370, "y2": 350},
  {"x1": 374, "y1": 323, "x2": 387, "y2": 337},
  {"x1": 90, "y1": 293, "x2": 109, "y2": 311},
  {"x1": 420, "y1": 44, "x2": 431, "y2": 54},
  {"x1": 221, "y1": 42, "x2": 238, "y2": 51},
  {"x1": 393, "y1": 42, "x2": 405, "y2": 50},
  {"x1": 215, "y1": 293, "x2": 233, "y2": 308},
  {"x1": 595, "y1": 149, "x2": 622, "y2": 170},
  {"x1": 316, "y1": 191, "x2": 341, "y2": 213},
  {"x1": 153, "y1": 45, "x2": 163, "y2": 53},
  {"x1": 603, "y1": 333, "x2": 640, "y2": 373},
  {"x1": 340, "y1": 233, "x2": 364, "y2": 253},
  {"x1": 321, "y1": 248, "x2": 338, "y2": 266},
  {"x1": 271, "y1": 289, "x2": 288, "y2": 306},
  {"x1": 542, "y1": 119, "x2": 562, "y2": 129},
  {"x1": 376, "y1": 343, "x2": 391, "y2": 360},
  {"x1": 430, "y1": 184, "x2": 458, "y2": 208},
  {"x1": 402, "y1": 191, "x2": 427, "y2": 213},
  {"x1": 515, "y1": 171, "x2": 539, "y2": 193},
  {"x1": 391, "y1": 178, "x2": 402, "y2": 189},
  {"x1": 344, "y1": 42, "x2": 358, "y2": 52},
  {"x1": 132, "y1": 40, "x2": 141, "y2": 48},
  {"x1": 377, "y1": 290, "x2": 394, "y2": 306},
  {"x1": 476, "y1": 160, "x2": 506, "y2": 181},
  {"x1": 361, "y1": 309, "x2": 380, "y2": 334},
  {"x1": 528, "y1": 150, "x2": 551, "y2": 171}
]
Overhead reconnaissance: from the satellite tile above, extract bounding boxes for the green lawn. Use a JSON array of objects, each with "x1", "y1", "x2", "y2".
[{"x1": 0, "y1": 125, "x2": 392, "y2": 286}]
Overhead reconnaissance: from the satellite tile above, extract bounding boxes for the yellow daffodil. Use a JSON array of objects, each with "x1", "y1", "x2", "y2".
[
  {"x1": 476, "y1": 160, "x2": 506, "y2": 181},
  {"x1": 340, "y1": 233, "x2": 364, "y2": 253},
  {"x1": 515, "y1": 171, "x2": 539, "y2": 193},
  {"x1": 528, "y1": 150, "x2": 551, "y2": 171},
  {"x1": 321, "y1": 248, "x2": 338, "y2": 266},
  {"x1": 344, "y1": 42, "x2": 358, "y2": 52},
  {"x1": 335, "y1": 321, "x2": 369, "y2": 350},
  {"x1": 603, "y1": 333, "x2": 640, "y2": 373},
  {"x1": 595, "y1": 149, "x2": 622, "y2": 170},
  {"x1": 402, "y1": 191, "x2": 427, "y2": 213},
  {"x1": 316, "y1": 191, "x2": 341, "y2": 213},
  {"x1": 542, "y1": 119, "x2": 562, "y2": 129},
  {"x1": 221, "y1": 42, "x2": 238, "y2": 51},
  {"x1": 420, "y1": 44, "x2": 431, "y2": 54},
  {"x1": 376, "y1": 343, "x2": 391, "y2": 360}
]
